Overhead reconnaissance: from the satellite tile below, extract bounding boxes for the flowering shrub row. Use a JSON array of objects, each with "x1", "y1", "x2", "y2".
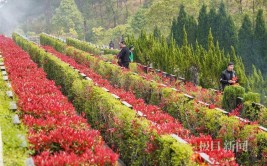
[
  {"x1": 65, "y1": 36, "x2": 267, "y2": 127},
  {"x1": 43, "y1": 45, "x2": 189, "y2": 137},
  {"x1": 14, "y1": 33, "x2": 196, "y2": 165},
  {"x1": 41, "y1": 34, "x2": 267, "y2": 165},
  {"x1": 127, "y1": 63, "x2": 223, "y2": 106},
  {"x1": 0, "y1": 45, "x2": 29, "y2": 165},
  {"x1": 1, "y1": 35, "x2": 118, "y2": 165},
  {"x1": 66, "y1": 36, "x2": 223, "y2": 106},
  {"x1": 41, "y1": 45, "x2": 237, "y2": 165}
]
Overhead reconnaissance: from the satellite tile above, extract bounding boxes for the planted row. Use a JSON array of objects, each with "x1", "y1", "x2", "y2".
[
  {"x1": 101, "y1": 55, "x2": 267, "y2": 129},
  {"x1": 1, "y1": 35, "x2": 118, "y2": 165},
  {"x1": 132, "y1": 65, "x2": 267, "y2": 129},
  {"x1": 65, "y1": 46, "x2": 267, "y2": 165},
  {"x1": 43, "y1": 45, "x2": 241, "y2": 164},
  {"x1": 42, "y1": 46, "x2": 189, "y2": 137},
  {"x1": 14, "y1": 33, "x2": 197, "y2": 165},
  {"x1": 99, "y1": 44, "x2": 267, "y2": 128},
  {"x1": 65, "y1": 36, "x2": 223, "y2": 106},
  {"x1": 0, "y1": 49, "x2": 29, "y2": 165},
  {"x1": 66, "y1": 36, "x2": 267, "y2": 117},
  {"x1": 41, "y1": 34, "x2": 267, "y2": 165}
]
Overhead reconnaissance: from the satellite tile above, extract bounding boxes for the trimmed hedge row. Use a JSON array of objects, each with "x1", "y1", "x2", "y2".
[
  {"x1": 65, "y1": 37, "x2": 101, "y2": 55},
  {"x1": 64, "y1": 46, "x2": 267, "y2": 163},
  {"x1": 62, "y1": 36, "x2": 267, "y2": 126},
  {"x1": 223, "y1": 86, "x2": 267, "y2": 126},
  {"x1": 222, "y1": 85, "x2": 246, "y2": 112},
  {"x1": 40, "y1": 34, "x2": 267, "y2": 165},
  {"x1": 66, "y1": 37, "x2": 120, "y2": 55},
  {"x1": 40, "y1": 33, "x2": 66, "y2": 53},
  {"x1": 16, "y1": 33, "x2": 195, "y2": 166},
  {"x1": 103, "y1": 48, "x2": 120, "y2": 55}
]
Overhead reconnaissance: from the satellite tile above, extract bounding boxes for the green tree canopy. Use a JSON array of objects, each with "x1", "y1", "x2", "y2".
[
  {"x1": 238, "y1": 14, "x2": 254, "y2": 73},
  {"x1": 197, "y1": 4, "x2": 209, "y2": 49},
  {"x1": 254, "y1": 9, "x2": 267, "y2": 73},
  {"x1": 52, "y1": 0, "x2": 83, "y2": 37}
]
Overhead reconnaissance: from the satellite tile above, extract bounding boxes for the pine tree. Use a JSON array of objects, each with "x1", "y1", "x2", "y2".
[
  {"x1": 174, "y1": 5, "x2": 188, "y2": 46},
  {"x1": 208, "y1": 29, "x2": 215, "y2": 51},
  {"x1": 153, "y1": 26, "x2": 162, "y2": 40},
  {"x1": 187, "y1": 16, "x2": 197, "y2": 46},
  {"x1": 197, "y1": 4, "x2": 209, "y2": 49},
  {"x1": 254, "y1": 9, "x2": 266, "y2": 73},
  {"x1": 208, "y1": 7, "x2": 217, "y2": 44},
  {"x1": 171, "y1": 5, "x2": 196, "y2": 47},
  {"x1": 207, "y1": 3, "x2": 238, "y2": 54},
  {"x1": 230, "y1": 47, "x2": 248, "y2": 87},
  {"x1": 248, "y1": 65, "x2": 265, "y2": 93},
  {"x1": 238, "y1": 15, "x2": 254, "y2": 73},
  {"x1": 170, "y1": 18, "x2": 177, "y2": 42},
  {"x1": 216, "y1": 3, "x2": 228, "y2": 49},
  {"x1": 182, "y1": 25, "x2": 188, "y2": 46},
  {"x1": 224, "y1": 16, "x2": 238, "y2": 52}
]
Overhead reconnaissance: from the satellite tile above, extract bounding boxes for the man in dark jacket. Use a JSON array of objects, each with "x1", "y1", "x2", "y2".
[
  {"x1": 109, "y1": 40, "x2": 114, "y2": 49},
  {"x1": 117, "y1": 41, "x2": 130, "y2": 68},
  {"x1": 220, "y1": 62, "x2": 238, "y2": 90}
]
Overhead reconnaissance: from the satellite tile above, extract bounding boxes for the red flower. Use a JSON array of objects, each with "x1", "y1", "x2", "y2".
[
  {"x1": 0, "y1": 36, "x2": 118, "y2": 165},
  {"x1": 209, "y1": 104, "x2": 216, "y2": 109}
]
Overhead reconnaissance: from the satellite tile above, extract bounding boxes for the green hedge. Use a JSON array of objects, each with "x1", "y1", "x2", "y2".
[
  {"x1": 65, "y1": 44, "x2": 267, "y2": 165},
  {"x1": 242, "y1": 92, "x2": 261, "y2": 121},
  {"x1": 104, "y1": 48, "x2": 120, "y2": 55},
  {"x1": 0, "y1": 60, "x2": 29, "y2": 165},
  {"x1": 242, "y1": 92, "x2": 267, "y2": 124},
  {"x1": 14, "y1": 33, "x2": 195, "y2": 166},
  {"x1": 222, "y1": 87, "x2": 267, "y2": 126},
  {"x1": 244, "y1": 92, "x2": 261, "y2": 103},
  {"x1": 66, "y1": 37, "x2": 101, "y2": 55},
  {"x1": 39, "y1": 33, "x2": 267, "y2": 164},
  {"x1": 64, "y1": 46, "x2": 242, "y2": 136},
  {"x1": 66, "y1": 36, "x2": 120, "y2": 56},
  {"x1": 63, "y1": 45, "x2": 267, "y2": 165},
  {"x1": 222, "y1": 86, "x2": 245, "y2": 112},
  {"x1": 40, "y1": 33, "x2": 66, "y2": 53}
]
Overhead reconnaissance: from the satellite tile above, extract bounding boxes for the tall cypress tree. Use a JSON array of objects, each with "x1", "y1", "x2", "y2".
[
  {"x1": 187, "y1": 16, "x2": 197, "y2": 46},
  {"x1": 238, "y1": 14, "x2": 254, "y2": 73},
  {"x1": 254, "y1": 9, "x2": 266, "y2": 73},
  {"x1": 153, "y1": 25, "x2": 162, "y2": 40},
  {"x1": 216, "y1": 3, "x2": 228, "y2": 51},
  {"x1": 208, "y1": 7, "x2": 218, "y2": 44},
  {"x1": 215, "y1": 3, "x2": 227, "y2": 45},
  {"x1": 230, "y1": 47, "x2": 247, "y2": 86},
  {"x1": 173, "y1": 5, "x2": 187, "y2": 46},
  {"x1": 171, "y1": 5, "x2": 196, "y2": 47},
  {"x1": 208, "y1": 28, "x2": 215, "y2": 51},
  {"x1": 182, "y1": 25, "x2": 188, "y2": 46},
  {"x1": 197, "y1": 4, "x2": 209, "y2": 49},
  {"x1": 224, "y1": 16, "x2": 238, "y2": 52},
  {"x1": 208, "y1": 3, "x2": 237, "y2": 54},
  {"x1": 248, "y1": 65, "x2": 265, "y2": 93},
  {"x1": 170, "y1": 18, "x2": 177, "y2": 41}
]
